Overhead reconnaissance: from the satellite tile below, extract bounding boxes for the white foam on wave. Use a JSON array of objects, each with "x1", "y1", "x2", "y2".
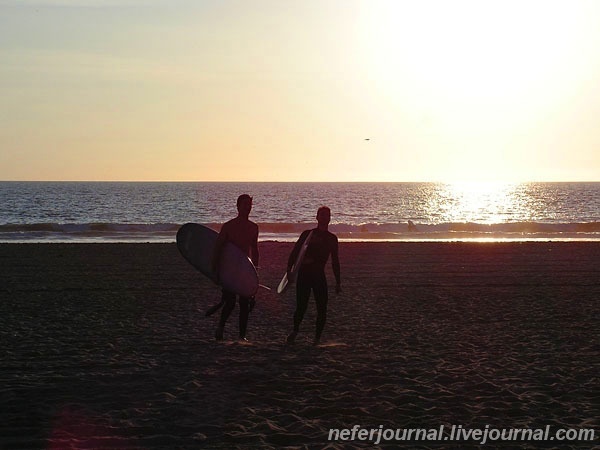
[{"x1": 2, "y1": 221, "x2": 599, "y2": 243}]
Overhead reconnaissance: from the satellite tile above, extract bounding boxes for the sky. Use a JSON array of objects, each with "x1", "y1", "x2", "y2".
[{"x1": 1, "y1": 0, "x2": 600, "y2": 182}]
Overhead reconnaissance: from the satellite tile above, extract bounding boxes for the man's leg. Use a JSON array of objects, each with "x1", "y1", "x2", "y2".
[
  {"x1": 287, "y1": 274, "x2": 311, "y2": 343},
  {"x1": 238, "y1": 297, "x2": 251, "y2": 340},
  {"x1": 216, "y1": 290, "x2": 236, "y2": 340},
  {"x1": 314, "y1": 274, "x2": 329, "y2": 344}
]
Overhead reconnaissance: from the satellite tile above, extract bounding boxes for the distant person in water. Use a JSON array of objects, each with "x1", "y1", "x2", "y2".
[
  {"x1": 211, "y1": 194, "x2": 259, "y2": 341},
  {"x1": 286, "y1": 206, "x2": 341, "y2": 345}
]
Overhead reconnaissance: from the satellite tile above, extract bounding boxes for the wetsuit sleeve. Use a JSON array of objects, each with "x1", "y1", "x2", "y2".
[
  {"x1": 331, "y1": 235, "x2": 341, "y2": 285},
  {"x1": 287, "y1": 230, "x2": 310, "y2": 271}
]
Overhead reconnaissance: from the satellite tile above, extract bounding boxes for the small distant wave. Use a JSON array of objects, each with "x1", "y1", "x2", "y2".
[
  {"x1": 1, "y1": 221, "x2": 599, "y2": 243},
  {"x1": 243, "y1": 221, "x2": 600, "y2": 241},
  {"x1": 0, "y1": 223, "x2": 181, "y2": 243}
]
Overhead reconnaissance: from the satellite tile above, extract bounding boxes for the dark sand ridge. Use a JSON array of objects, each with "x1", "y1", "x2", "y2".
[{"x1": 1, "y1": 242, "x2": 598, "y2": 448}]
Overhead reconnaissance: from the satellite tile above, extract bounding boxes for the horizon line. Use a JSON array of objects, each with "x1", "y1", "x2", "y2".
[{"x1": 1, "y1": 179, "x2": 600, "y2": 184}]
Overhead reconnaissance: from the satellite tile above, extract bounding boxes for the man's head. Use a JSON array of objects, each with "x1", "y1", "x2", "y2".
[
  {"x1": 317, "y1": 206, "x2": 331, "y2": 227},
  {"x1": 237, "y1": 194, "x2": 253, "y2": 217}
]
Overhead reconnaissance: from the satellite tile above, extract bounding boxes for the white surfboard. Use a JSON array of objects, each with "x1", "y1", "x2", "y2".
[{"x1": 277, "y1": 230, "x2": 313, "y2": 294}]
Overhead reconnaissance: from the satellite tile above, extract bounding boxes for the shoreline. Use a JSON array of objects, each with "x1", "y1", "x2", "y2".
[
  {"x1": 2, "y1": 241, "x2": 598, "y2": 448},
  {"x1": 2, "y1": 235, "x2": 600, "y2": 244}
]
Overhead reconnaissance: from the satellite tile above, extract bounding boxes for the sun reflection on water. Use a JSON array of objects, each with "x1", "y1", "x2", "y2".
[{"x1": 431, "y1": 181, "x2": 525, "y2": 224}]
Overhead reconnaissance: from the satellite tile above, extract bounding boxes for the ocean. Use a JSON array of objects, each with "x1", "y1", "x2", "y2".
[{"x1": 1, "y1": 181, "x2": 599, "y2": 242}]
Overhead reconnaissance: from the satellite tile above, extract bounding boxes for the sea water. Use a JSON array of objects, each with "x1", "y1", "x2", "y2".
[{"x1": 1, "y1": 181, "x2": 599, "y2": 242}]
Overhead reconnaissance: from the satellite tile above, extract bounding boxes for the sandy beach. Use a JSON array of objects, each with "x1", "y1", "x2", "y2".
[{"x1": 1, "y1": 241, "x2": 598, "y2": 449}]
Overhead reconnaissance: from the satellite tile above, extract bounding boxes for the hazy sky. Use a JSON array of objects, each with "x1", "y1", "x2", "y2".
[{"x1": 2, "y1": 0, "x2": 600, "y2": 182}]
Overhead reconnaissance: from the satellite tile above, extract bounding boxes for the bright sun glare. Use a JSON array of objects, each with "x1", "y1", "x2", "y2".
[
  {"x1": 442, "y1": 181, "x2": 521, "y2": 223},
  {"x1": 365, "y1": 1, "x2": 583, "y2": 103},
  {"x1": 358, "y1": 1, "x2": 590, "y2": 182}
]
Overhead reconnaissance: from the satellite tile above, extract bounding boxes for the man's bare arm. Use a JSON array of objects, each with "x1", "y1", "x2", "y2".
[
  {"x1": 331, "y1": 237, "x2": 341, "y2": 293},
  {"x1": 251, "y1": 226, "x2": 259, "y2": 267}
]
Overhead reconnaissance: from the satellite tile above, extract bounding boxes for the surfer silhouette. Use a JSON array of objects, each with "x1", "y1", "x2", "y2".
[
  {"x1": 286, "y1": 206, "x2": 341, "y2": 345},
  {"x1": 211, "y1": 194, "x2": 259, "y2": 341}
]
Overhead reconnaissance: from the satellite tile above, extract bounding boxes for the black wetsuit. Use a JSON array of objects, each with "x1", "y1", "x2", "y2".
[{"x1": 288, "y1": 228, "x2": 340, "y2": 340}]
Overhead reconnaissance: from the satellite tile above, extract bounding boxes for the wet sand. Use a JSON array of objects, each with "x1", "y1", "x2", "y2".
[{"x1": 1, "y1": 242, "x2": 599, "y2": 448}]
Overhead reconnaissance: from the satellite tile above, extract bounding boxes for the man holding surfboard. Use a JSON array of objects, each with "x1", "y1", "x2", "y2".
[
  {"x1": 212, "y1": 194, "x2": 259, "y2": 341},
  {"x1": 286, "y1": 206, "x2": 341, "y2": 345}
]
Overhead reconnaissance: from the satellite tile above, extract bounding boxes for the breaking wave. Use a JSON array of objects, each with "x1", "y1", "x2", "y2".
[
  {"x1": 1, "y1": 221, "x2": 600, "y2": 243},
  {"x1": 0, "y1": 223, "x2": 181, "y2": 242}
]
